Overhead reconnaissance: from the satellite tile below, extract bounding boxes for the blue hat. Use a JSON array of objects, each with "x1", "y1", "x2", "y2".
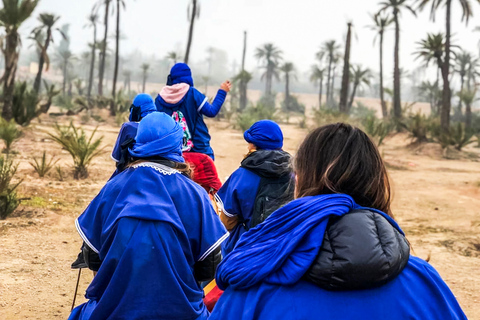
[
  {"x1": 244, "y1": 120, "x2": 284, "y2": 150},
  {"x1": 167, "y1": 63, "x2": 194, "y2": 87},
  {"x1": 129, "y1": 112, "x2": 184, "y2": 163},
  {"x1": 129, "y1": 93, "x2": 157, "y2": 122}
]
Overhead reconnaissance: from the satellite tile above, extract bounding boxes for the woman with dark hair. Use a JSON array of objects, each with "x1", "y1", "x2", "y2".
[
  {"x1": 69, "y1": 112, "x2": 228, "y2": 320},
  {"x1": 210, "y1": 123, "x2": 466, "y2": 320}
]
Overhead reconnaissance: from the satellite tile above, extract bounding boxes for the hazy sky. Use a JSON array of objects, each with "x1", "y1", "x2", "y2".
[{"x1": 20, "y1": 0, "x2": 480, "y2": 84}]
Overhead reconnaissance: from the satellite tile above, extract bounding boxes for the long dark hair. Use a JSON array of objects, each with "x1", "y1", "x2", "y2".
[{"x1": 295, "y1": 123, "x2": 392, "y2": 216}]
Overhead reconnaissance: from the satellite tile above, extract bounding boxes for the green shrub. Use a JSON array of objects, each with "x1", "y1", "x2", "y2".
[
  {"x1": 115, "y1": 112, "x2": 129, "y2": 127},
  {"x1": 281, "y1": 95, "x2": 305, "y2": 114},
  {"x1": 29, "y1": 151, "x2": 58, "y2": 178},
  {"x1": 48, "y1": 122, "x2": 104, "y2": 179},
  {"x1": 298, "y1": 114, "x2": 307, "y2": 129},
  {"x1": 54, "y1": 95, "x2": 74, "y2": 110},
  {"x1": 0, "y1": 117, "x2": 22, "y2": 153},
  {"x1": 313, "y1": 107, "x2": 350, "y2": 127},
  {"x1": 363, "y1": 116, "x2": 393, "y2": 146},
  {"x1": 0, "y1": 156, "x2": 22, "y2": 219},
  {"x1": 235, "y1": 101, "x2": 278, "y2": 131},
  {"x1": 55, "y1": 165, "x2": 64, "y2": 181},
  {"x1": 406, "y1": 112, "x2": 430, "y2": 143},
  {"x1": 450, "y1": 122, "x2": 475, "y2": 151},
  {"x1": 12, "y1": 81, "x2": 40, "y2": 126},
  {"x1": 350, "y1": 102, "x2": 376, "y2": 120}
]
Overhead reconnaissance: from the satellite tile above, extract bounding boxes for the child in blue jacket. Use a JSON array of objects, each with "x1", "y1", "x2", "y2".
[
  {"x1": 215, "y1": 120, "x2": 294, "y2": 257},
  {"x1": 155, "y1": 63, "x2": 231, "y2": 160}
]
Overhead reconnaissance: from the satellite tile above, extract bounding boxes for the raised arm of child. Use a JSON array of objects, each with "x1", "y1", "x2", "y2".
[{"x1": 195, "y1": 80, "x2": 232, "y2": 118}]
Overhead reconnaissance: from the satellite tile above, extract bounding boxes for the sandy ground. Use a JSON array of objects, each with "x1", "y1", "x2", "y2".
[{"x1": 0, "y1": 111, "x2": 479, "y2": 319}]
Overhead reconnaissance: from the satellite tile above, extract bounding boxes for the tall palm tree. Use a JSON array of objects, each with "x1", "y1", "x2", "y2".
[
  {"x1": 31, "y1": 13, "x2": 62, "y2": 93},
  {"x1": 111, "y1": 0, "x2": 125, "y2": 116},
  {"x1": 417, "y1": 80, "x2": 440, "y2": 114},
  {"x1": 86, "y1": 14, "x2": 98, "y2": 102},
  {"x1": 235, "y1": 31, "x2": 251, "y2": 112},
  {"x1": 97, "y1": 0, "x2": 111, "y2": 96},
  {"x1": 279, "y1": 62, "x2": 296, "y2": 111},
  {"x1": 379, "y1": 0, "x2": 416, "y2": 121},
  {"x1": 416, "y1": 0, "x2": 480, "y2": 131},
  {"x1": 339, "y1": 22, "x2": 353, "y2": 113},
  {"x1": 317, "y1": 40, "x2": 341, "y2": 107},
  {"x1": 466, "y1": 57, "x2": 480, "y2": 89},
  {"x1": 454, "y1": 50, "x2": 473, "y2": 115},
  {"x1": 166, "y1": 51, "x2": 180, "y2": 66},
  {"x1": 55, "y1": 49, "x2": 75, "y2": 95},
  {"x1": 255, "y1": 43, "x2": 283, "y2": 97},
  {"x1": 123, "y1": 69, "x2": 131, "y2": 92},
  {"x1": 368, "y1": 12, "x2": 394, "y2": 118},
  {"x1": 348, "y1": 65, "x2": 373, "y2": 110},
  {"x1": 457, "y1": 89, "x2": 477, "y2": 128},
  {"x1": 185, "y1": 0, "x2": 200, "y2": 64},
  {"x1": 141, "y1": 63, "x2": 150, "y2": 92},
  {"x1": 0, "y1": 0, "x2": 39, "y2": 120},
  {"x1": 310, "y1": 65, "x2": 325, "y2": 108}
]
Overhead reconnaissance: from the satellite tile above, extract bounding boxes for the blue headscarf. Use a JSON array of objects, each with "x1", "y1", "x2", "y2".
[
  {"x1": 129, "y1": 112, "x2": 184, "y2": 162},
  {"x1": 129, "y1": 93, "x2": 157, "y2": 122},
  {"x1": 216, "y1": 194, "x2": 402, "y2": 290},
  {"x1": 244, "y1": 120, "x2": 284, "y2": 150},
  {"x1": 167, "y1": 63, "x2": 194, "y2": 87}
]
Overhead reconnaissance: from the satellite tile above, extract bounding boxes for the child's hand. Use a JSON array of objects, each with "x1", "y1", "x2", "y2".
[{"x1": 220, "y1": 80, "x2": 232, "y2": 92}]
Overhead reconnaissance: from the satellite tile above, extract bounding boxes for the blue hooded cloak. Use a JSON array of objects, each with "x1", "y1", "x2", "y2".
[
  {"x1": 69, "y1": 113, "x2": 228, "y2": 320},
  {"x1": 210, "y1": 194, "x2": 466, "y2": 320}
]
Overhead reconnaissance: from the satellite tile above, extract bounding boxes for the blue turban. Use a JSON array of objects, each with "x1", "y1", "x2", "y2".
[
  {"x1": 244, "y1": 120, "x2": 284, "y2": 150},
  {"x1": 129, "y1": 112, "x2": 184, "y2": 163},
  {"x1": 167, "y1": 63, "x2": 194, "y2": 87},
  {"x1": 129, "y1": 93, "x2": 157, "y2": 122}
]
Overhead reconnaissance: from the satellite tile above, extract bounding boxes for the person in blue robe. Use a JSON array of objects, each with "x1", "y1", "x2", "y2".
[
  {"x1": 210, "y1": 123, "x2": 466, "y2": 320},
  {"x1": 215, "y1": 120, "x2": 294, "y2": 257},
  {"x1": 111, "y1": 93, "x2": 157, "y2": 164},
  {"x1": 69, "y1": 112, "x2": 228, "y2": 320},
  {"x1": 155, "y1": 63, "x2": 231, "y2": 160}
]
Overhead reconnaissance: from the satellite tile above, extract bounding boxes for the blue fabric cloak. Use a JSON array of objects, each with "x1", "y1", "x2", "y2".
[
  {"x1": 210, "y1": 194, "x2": 466, "y2": 320},
  {"x1": 70, "y1": 162, "x2": 228, "y2": 320}
]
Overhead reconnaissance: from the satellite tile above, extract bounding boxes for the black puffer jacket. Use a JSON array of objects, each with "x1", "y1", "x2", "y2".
[{"x1": 305, "y1": 209, "x2": 410, "y2": 291}]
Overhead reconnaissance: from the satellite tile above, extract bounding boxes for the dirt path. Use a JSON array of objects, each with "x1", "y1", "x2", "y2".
[{"x1": 0, "y1": 117, "x2": 479, "y2": 319}]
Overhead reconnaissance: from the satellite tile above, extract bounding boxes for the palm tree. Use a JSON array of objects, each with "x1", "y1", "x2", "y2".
[
  {"x1": 416, "y1": 0, "x2": 480, "y2": 131},
  {"x1": 466, "y1": 57, "x2": 480, "y2": 89},
  {"x1": 310, "y1": 65, "x2": 325, "y2": 108},
  {"x1": 255, "y1": 43, "x2": 283, "y2": 97},
  {"x1": 31, "y1": 13, "x2": 62, "y2": 93},
  {"x1": 185, "y1": 0, "x2": 200, "y2": 64},
  {"x1": 0, "y1": 0, "x2": 39, "y2": 121},
  {"x1": 123, "y1": 69, "x2": 131, "y2": 92},
  {"x1": 141, "y1": 63, "x2": 150, "y2": 92},
  {"x1": 111, "y1": 0, "x2": 125, "y2": 116},
  {"x1": 339, "y1": 22, "x2": 353, "y2": 113},
  {"x1": 166, "y1": 51, "x2": 180, "y2": 65},
  {"x1": 86, "y1": 14, "x2": 98, "y2": 102},
  {"x1": 475, "y1": 26, "x2": 480, "y2": 57},
  {"x1": 454, "y1": 50, "x2": 473, "y2": 115},
  {"x1": 457, "y1": 89, "x2": 477, "y2": 128},
  {"x1": 279, "y1": 62, "x2": 296, "y2": 111},
  {"x1": 317, "y1": 40, "x2": 341, "y2": 107},
  {"x1": 234, "y1": 70, "x2": 252, "y2": 112},
  {"x1": 379, "y1": 0, "x2": 416, "y2": 121},
  {"x1": 368, "y1": 12, "x2": 394, "y2": 118},
  {"x1": 417, "y1": 80, "x2": 440, "y2": 114},
  {"x1": 348, "y1": 65, "x2": 373, "y2": 110},
  {"x1": 97, "y1": 0, "x2": 112, "y2": 96},
  {"x1": 55, "y1": 49, "x2": 75, "y2": 95}
]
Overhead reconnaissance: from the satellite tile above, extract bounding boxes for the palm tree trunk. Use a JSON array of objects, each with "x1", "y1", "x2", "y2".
[
  {"x1": 380, "y1": 30, "x2": 387, "y2": 118},
  {"x1": 319, "y1": 76, "x2": 323, "y2": 108},
  {"x1": 1, "y1": 32, "x2": 19, "y2": 121},
  {"x1": 457, "y1": 75, "x2": 464, "y2": 116},
  {"x1": 348, "y1": 82, "x2": 358, "y2": 109},
  {"x1": 184, "y1": 0, "x2": 197, "y2": 64},
  {"x1": 326, "y1": 57, "x2": 332, "y2": 107},
  {"x1": 111, "y1": 0, "x2": 121, "y2": 116},
  {"x1": 465, "y1": 102, "x2": 472, "y2": 129},
  {"x1": 142, "y1": 73, "x2": 147, "y2": 92},
  {"x1": 266, "y1": 65, "x2": 272, "y2": 96},
  {"x1": 393, "y1": 10, "x2": 402, "y2": 120},
  {"x1": 285, "y1": 73, "x2": 290, "y2": 111},
  {"x1": 241, "y1": 31, "x2": 247, "y2": 71},
  {"x1": 339, "y1": 23, "x2": 352, "y2": 113},
  {"x1": 62, "y1": 62, "x2": 67, "y2": 96},
  {"x1": 98, "y1": 0, "x2": 110, "y2": 96},
  {"x1": 331, "y1": 67, "x2": 337, "y2": 104},
  {"x1": 441, "y1": 0, "x2": 452, "y2": 132},
  {"x1": 240, "y1": 78, "x2": 247, "y2": 111},
  {"x1": 34, "y1": 29, "x2": 52, "y2": 93},
  {"x1": 87, "y1": 25, "x2": 97, "y2": 102}
]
